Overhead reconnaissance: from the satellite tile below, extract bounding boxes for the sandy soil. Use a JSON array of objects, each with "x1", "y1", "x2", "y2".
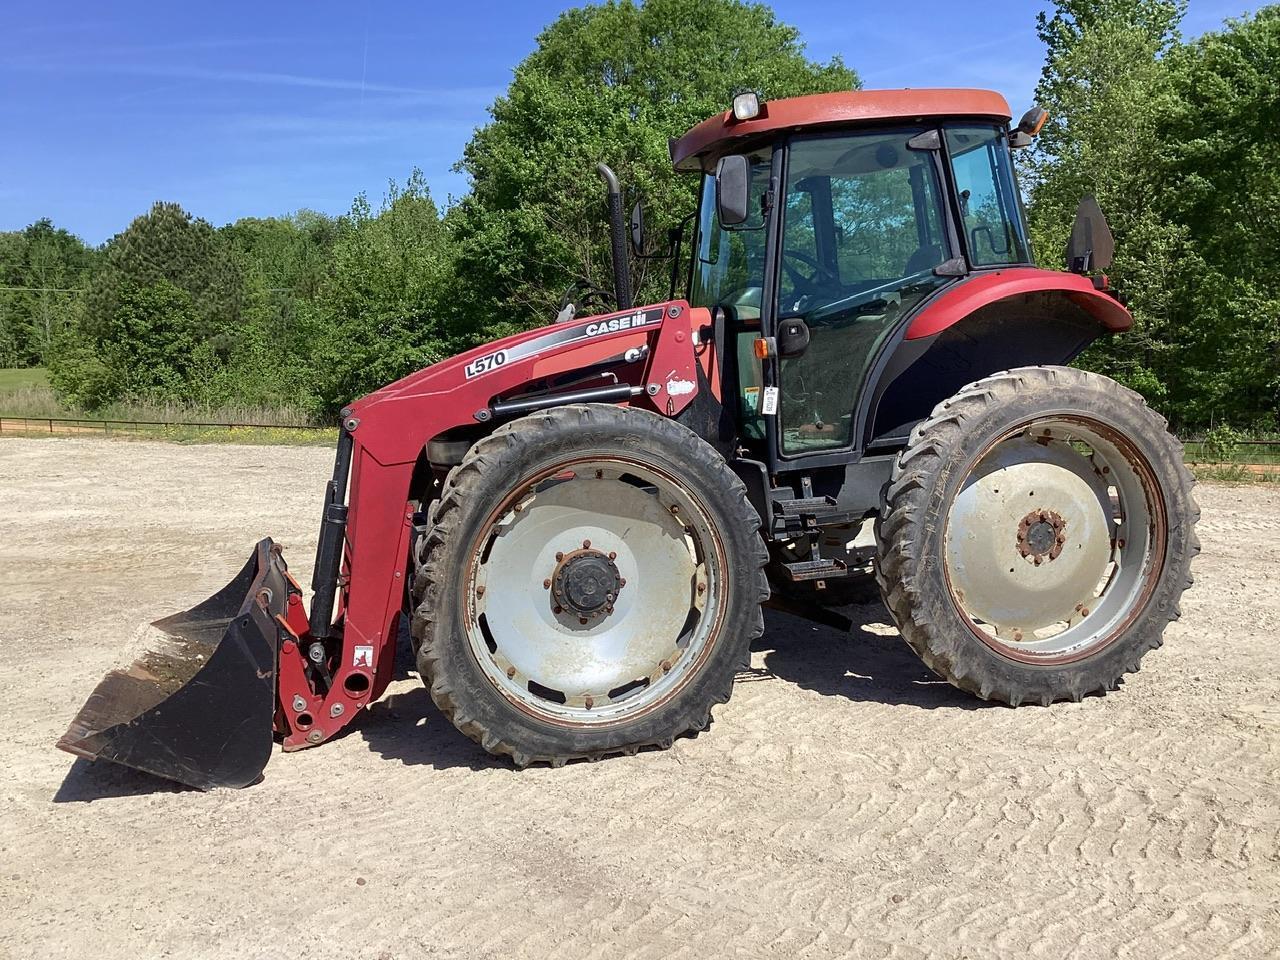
[{"x1": 1, "y1": 437, "x2": 1277, "y2": 960}]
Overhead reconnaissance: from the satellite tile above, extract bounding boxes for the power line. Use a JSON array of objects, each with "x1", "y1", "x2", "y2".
[{"x1": 0, "y1": 285, "x2": 85, "y2": 293}]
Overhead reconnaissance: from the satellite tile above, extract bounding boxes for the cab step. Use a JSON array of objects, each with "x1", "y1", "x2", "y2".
[
  {"x1": 781, "y1": 558, "x2": 849, "y2": 582},
  {"x1": 772, "y1": 495, "x2": 838, "y2": 517}
]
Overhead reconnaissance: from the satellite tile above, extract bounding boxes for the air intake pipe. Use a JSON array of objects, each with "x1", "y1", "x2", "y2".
[{"x1": 596, "y1": 163, "x2": 633, "y2": 311}]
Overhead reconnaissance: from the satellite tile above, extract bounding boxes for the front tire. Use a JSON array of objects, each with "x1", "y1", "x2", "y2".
[
  {"x1": 876, "y1": 366, "x2": 1199, "y2": 705},
  {"x1": 411, "y1": 404, "x2": 768, "y2": 765}
]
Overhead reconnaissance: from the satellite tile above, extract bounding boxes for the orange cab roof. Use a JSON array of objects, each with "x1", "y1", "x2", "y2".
[{"x1": 670, "y1": 88, "x2": 1013, "y2": 171}]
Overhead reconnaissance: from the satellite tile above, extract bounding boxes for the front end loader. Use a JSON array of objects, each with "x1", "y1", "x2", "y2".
[{"x1": 60, "y1": 88, "x2": 1198, "y2": 788}]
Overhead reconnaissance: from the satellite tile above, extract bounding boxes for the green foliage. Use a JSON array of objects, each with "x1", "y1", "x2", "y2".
[
  {"x1": 1027, "y1": 2, "x2": 1279, "y2": 431},
  {"x1": 447, "y1": 0, "x2": 856, "y2": 331},
  {"x1": 309, "y1": 171, "x2": 453, "y2": 410},
  {"x1": 87, "y1": 203, "x2": 242, "y2": 350},
  {"x1": 1200, "y1": 423, "x2": 1244, "y2": 463},
  {"x1": 49, "y1": 280, "x2": 198, "y2": 408},
  {"x1": 0, "y1": 220, "x2": 95, "y2": 365}
]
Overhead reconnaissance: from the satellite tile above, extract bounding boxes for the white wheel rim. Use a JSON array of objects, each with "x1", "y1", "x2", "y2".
[
  {"x1": 943, "y1": 418, "x2": 1164, "y2": 662},
  {"x1": 465, "y1": 457, "x2": 726, "y2": 724}
]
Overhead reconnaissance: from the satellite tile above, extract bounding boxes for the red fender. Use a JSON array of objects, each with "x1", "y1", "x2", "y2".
[{"x1": 905, "y1": 268, "x2": 1133, "y2": 340}]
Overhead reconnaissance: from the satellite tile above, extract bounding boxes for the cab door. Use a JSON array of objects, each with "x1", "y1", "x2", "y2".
[{"x1": 772, "y1": 128, "x2": 954, "y2": 459}]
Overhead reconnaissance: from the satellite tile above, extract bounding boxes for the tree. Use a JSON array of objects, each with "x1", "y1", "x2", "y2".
[
  {"x1": 0, "y1": 219, "x2": 95, "y2": 366},
  {"x1": 1155, "y1": 8, "x2": 1280, "y2": 426},
  {"x1": 1023, "y1": 0, "x2": 1189, "y2": 407},
  {"x1": 48, "y1": 280, "x2": 198, "y2": 408},
  {"x1": 86, "y1": 202, "x2": 242, "y2": 349},
  {"x1": 448, "y1": 0, "x2": 857, "y2": 336},
  {"x1": 309, "y1": 171, "x2": 454, "y2": 411}
]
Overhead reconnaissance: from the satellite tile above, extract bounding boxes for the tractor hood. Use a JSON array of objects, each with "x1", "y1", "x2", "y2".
[{"x1": 345, "y1": 301, "x2": 708, "y2": 467}]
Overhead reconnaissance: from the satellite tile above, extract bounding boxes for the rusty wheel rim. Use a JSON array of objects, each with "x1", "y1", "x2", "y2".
[{"x1": 942, "y1": 416, "x2": 1166, "y2": 664}]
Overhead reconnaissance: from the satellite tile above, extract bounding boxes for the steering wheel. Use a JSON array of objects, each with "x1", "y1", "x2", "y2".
[{"x1": 781, "y1": 248, "x2": 840, "y2": 291}]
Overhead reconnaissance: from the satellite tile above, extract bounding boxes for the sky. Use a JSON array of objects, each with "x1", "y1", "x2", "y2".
[{"x1": 0, "y1": 0, "x2": 1257, "y2": 244}]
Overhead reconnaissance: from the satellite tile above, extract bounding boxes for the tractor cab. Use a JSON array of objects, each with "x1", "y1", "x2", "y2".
[{"x1": 673, "y1": 90, "x2": 1035, "y2": 465}]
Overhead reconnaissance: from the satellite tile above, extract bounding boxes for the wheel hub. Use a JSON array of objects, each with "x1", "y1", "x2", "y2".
[
  {"x1": 1017, "y1": 508, "x2": 1067, "y2": 564},
  {"x1": 551, "y1": 547, "x2": 622, "y2": 621}
]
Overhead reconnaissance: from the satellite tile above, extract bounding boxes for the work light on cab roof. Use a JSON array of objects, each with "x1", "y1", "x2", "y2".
[{"x1": 59, "y1": 85, "x2": 1198, "y2": 790}]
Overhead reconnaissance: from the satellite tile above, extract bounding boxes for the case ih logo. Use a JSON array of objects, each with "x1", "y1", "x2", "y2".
[
  {"x1": 584, "y1": 311, "x2": 653, "y2": 338},
  {"x1": 463, "y1": 308, "x2": 661, "y2": 379}
]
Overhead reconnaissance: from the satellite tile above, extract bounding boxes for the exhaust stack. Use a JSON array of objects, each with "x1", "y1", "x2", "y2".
[{"x1": 596, "y1": 163, "x2": 632, "y2": 310}]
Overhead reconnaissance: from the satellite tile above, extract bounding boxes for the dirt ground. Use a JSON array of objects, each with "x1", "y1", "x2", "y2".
[{"x1": 1, "y1": 437, "x2": 1276, "y2": 960}]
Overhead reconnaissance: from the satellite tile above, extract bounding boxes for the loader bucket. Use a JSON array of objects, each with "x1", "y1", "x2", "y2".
[{"x1": 57, "y1": 538, "x2": 290, "y2": 790}]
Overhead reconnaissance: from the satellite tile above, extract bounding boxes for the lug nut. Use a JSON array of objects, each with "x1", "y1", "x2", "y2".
[
  {"x1": 476, "y1": 584, "x2": 485, "y2": 597},
  {"x1": 608, "y1": 551, "x2": 617, "y2": 560},
  {"x1": 556, "y1": 551, "x2": 564, "y2": 562},
  {"x1": 584, "y1": 696, "x2": 594, "y2": 710},
  {"x1": 582, "y1": 539, "x2": 591, "y2": 549},
  {"x1": 553, "y1": 605, "x2": 563, "y2": 614},
  {"x1": 579, "y1": 617, "x2": 588, "y2": 625},
  {"x1": 507, "y1": 666, "x2": 517, "y2": 679},
  {"x1": 543, "y1": 578, "x2": 552, "y2": 589},
  {"x1": 697, "y1": 583, "x2": 706, "y2": 594},
  {"x1": 619, "y1": 578, "x2": 626, "y2": 588},
  {"x1": 660, "y1": 659, "x2": 672, "y2": 673}
]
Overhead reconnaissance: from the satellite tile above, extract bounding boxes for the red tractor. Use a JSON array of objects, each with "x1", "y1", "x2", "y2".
[{"x1": 60, "y1": 89, "x2": 1198, "y2": 789}]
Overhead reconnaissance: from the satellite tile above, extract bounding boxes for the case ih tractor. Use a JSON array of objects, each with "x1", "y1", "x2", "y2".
[{"x1": 60, "y1": 89, "x2": 1197, "y2": 789}]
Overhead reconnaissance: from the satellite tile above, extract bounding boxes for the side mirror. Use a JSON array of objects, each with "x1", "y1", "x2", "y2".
[
  {"x1": 777, "y1": 318, "x2": 810, "y2": 359},
  {"x1": 1010, "y1": 106, "x2": 1048, "y2": 149},
  {"x1": 629, "y1": 201, "x2": 645, "y2": 255},
  {"x1": 1065, "y1": 195, "x2": 1115, "y2": 273},
  {"x1": 715, "y1": 154, "x2": 751, "y2": 227}
]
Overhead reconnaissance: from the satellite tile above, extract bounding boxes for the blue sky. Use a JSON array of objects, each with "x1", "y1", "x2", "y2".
[{"x1": 1, "y1": 0, "x2": 1256, "y2": 244}]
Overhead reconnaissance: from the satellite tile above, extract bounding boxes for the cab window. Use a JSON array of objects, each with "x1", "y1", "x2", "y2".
[{"x1": 946, "y1": 124, "x2": 1031, "y2": 266}]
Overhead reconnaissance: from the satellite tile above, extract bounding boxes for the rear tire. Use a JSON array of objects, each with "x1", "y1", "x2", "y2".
[
  {"x1": 875, "y1": 366, "x2": 1199, "y2": 706},
  {"x1": 411, "y1": 404, "x2": 768, "y2": 765}
]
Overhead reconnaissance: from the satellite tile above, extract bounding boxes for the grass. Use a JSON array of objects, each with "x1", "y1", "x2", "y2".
[
  {"x1": 0, "y1": 367, "x2": 331, "y2": 444},
  {"x1": 0, "y1": 367, "x2": 49, "y2": 391},
  {"x1": 1189, "y1": 463, "x2": 1280, "y2": 483}
]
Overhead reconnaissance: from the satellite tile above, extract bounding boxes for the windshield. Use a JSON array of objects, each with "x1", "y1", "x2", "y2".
[
  {"x1": 688, "y1": 147, "x2": 772, "y2": 320},
  {"x1": 777, "y1": 129, "x2": 951, "y2": 454}
]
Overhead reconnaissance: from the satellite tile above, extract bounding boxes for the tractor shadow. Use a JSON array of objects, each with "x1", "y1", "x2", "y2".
[
  {"x1": 359, "y1": 616, "x2": 509, "y2": 771},
  {"x1": 53, "y1": 602, "x2": 994, "y2": 797},
  {"x1": 359, "y1": 687, "x2": 510, "y2": 772},
  {"x1": 754, "y1": 602, "x2": 996, "y2": 711},
  {"x1": 363, "y1": 598, "x2": 997, "y2": 773}
]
